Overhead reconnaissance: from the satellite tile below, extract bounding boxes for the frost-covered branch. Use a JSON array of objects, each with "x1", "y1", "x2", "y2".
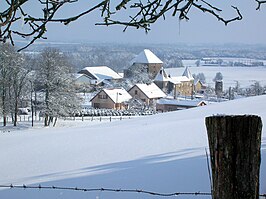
[{"x1": 0, "y1": 0, "x2": 263, "y2": 51}]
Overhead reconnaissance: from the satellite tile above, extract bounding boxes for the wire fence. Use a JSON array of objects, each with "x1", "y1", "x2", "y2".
[
  {"x1": 0, "y1": 184, "x2": 265, "y2": 198},
  {"x1": 0, "y1": 115, "x2": 134, "y2": 126},
  {"x1": 0, "y1": 184, "x2": 211, "y2": 197}
]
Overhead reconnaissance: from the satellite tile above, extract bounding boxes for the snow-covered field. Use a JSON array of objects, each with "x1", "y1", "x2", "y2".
[
  {"x1": 166, "y1": 66, "x2": 266, "y2": 89},
  {"x1": 0, "y1": 95, "x2": 265, "y2": 199}
]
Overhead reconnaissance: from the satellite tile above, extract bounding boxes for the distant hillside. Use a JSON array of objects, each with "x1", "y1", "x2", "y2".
[{"x1": 21, "y1": 42, "x2": 266, "y2": 72}]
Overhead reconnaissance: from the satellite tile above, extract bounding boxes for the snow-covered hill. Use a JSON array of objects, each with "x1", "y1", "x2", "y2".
[{"x1": 0, "y1": 95, "x2": 265, "y2": 199}]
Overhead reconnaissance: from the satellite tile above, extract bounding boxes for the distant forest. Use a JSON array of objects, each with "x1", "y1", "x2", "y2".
[{"x1": 22, "y1": 42, "x2": 266, "y2": 73}]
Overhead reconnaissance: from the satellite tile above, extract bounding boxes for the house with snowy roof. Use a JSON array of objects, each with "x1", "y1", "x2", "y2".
[
  {"x1": 74, "y1": 73, "x2": 101, "y2": 85},
  {"x1": 156, "y1": 98, "x2": 207, "y2": 112},
  {"x1": 78, "y1": 66, "x2": 122, "y2": 85},
  {"x1": 155, "y1": 66, "x2": 194, "y2": 98},
  {"x1": 124, "y1": 49, "x2": 163, "y2": 79},
  {"x1": 153, "y1": 67, "x2": 171, "y2": 93},
  {"x1": 194, "y1": 79, "x2": 207, "y2": 94},
  {"x1": 128, "y1": 83, "x2": 166, "y2": 107},
  {"x1": 90, "y1": 88, "x2": 132, "y2": 110}
]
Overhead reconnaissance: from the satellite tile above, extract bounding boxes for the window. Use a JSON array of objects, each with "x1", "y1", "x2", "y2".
[
  {"x1": 98, "y1": 94, "x2": 107, "y2": 99},
  {"x1": 134, "y1": 90, "x2": 138, "y2": 95},
  {"x1": 94, "y1": 103, "x2": 100, "y2": 108}
]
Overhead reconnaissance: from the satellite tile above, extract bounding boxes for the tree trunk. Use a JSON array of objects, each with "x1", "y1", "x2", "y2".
[
  {"x1": 13, "y1": 97, "x2": 18, "y2": 126},
  {"x1": 3, "y1": 116, "x2": 6, "y2": 126},
  {"x1": 44, "y1": 114, "x2": 49, "y2": 126},
  {"x1": 205, "y1": 115, "x2": 262, "y2": 199},
  {"x1": 2, "y1": 90, "x2": 6, "y2": 127}
]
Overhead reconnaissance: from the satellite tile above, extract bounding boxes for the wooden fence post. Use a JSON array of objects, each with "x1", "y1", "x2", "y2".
[{"x1": 205, "y1": 115, "x2": 262, "y2": 199}]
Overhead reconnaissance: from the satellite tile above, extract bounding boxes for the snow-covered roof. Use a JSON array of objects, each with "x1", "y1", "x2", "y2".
[
  {"x1": 134, "y1": 83, "x2": 166, "y2": 99},
  {"x1": 74, "y1": 74, "x2": 84, "y2": 79},
  {"x1": 103, "y1": 88, "x2": 132, "y2": 103},
  {"x1": 182, "y1": 67, "x2": 194, "y2": 80},
  {"x1": 79, "y1": 66, "x2": 122, "y2": 80},
  {"x1": 154, "y1": 67, "x2": 170, "y2": 82},
  {"x1": 154, "y1": 67, "x2": 194, "y2": 84},
  {"x1": 74, "y1": 73, "x2": 92, "y2": 80},
  {"x1": 131, "y1": 49, "x2": 163, "y2": 65},
  {"x1": 169, "y1": 76, "x2": 190, "y2": 84},
  {"x1": 194, "y1": 79, "x2": 206, "y2": 86},
  {"x1": 157, "y1": 98, "x2": 206, "y2": 107}
]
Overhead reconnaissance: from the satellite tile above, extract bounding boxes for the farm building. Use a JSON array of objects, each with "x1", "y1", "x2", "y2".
[
  {"x1": 78, "y1": 66, "x2": 122, "y2": 85},
  {"x1": 128, "y1": 83, "x2": 166, "y2": 107},
  {"x1": 90, "y1": 88, "x2": 132, "y2": 110},
  {"x1": 157, "y1": 98, "x2": 207, "y2": 112},
  {"x1": 125, "y1": 49, "x2": 163, "y2": 79}
]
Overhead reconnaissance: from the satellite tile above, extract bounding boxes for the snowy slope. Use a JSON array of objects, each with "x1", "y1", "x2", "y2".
[{"x1": 0, "y1": 95, "x2": 265, "y2": 199}]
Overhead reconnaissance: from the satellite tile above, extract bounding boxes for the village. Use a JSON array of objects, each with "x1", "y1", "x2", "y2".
[{"x1": 73, "y1": 49, "x2": 224, "y2": 117}]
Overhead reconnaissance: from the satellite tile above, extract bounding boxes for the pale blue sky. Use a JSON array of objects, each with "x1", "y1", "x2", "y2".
[{"x1": 27, "y1": 1, "x2": 266, "y2": 45}]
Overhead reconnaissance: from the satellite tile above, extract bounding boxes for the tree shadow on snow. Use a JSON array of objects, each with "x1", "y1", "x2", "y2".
[
  {"x1": 0, "y1": 147, "x2": 213, "y2": 199},
  {"x1": 1, "y1": 145, "x2": 265, "y2": 199}
]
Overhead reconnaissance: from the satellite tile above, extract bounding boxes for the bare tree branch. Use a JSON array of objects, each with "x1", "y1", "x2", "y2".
[
  {"x1": 255, "y1": 0, "x2": 266, "y2": 10},
  {"x1": 0, "y1": 0, "x2": 264, "y2": 51}
]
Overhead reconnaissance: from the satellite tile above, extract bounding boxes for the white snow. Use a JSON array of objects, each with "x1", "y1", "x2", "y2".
[
  {"x1": 157, "y1": 98, "x2": 206, "y2": 107},
  {"x1": 0, "y1": 95, "x2": 265, "y2": 199},
  {"x1": 170, "y1": 76, "x2": 191, "y2": 84},
  {"x1": 166, "y1": 66, "x2": 266, "y2": 89},
  {"x1": 182, "y1": 67, "x2": 194, "y2": 80},
  {"x1": 79, "y1": 66, "x2": 122, "y2": 80},
  {"x1": 132, "y1": 49, "x2": 163, "y2": 64},
  {"x1": 103, "y1": 88, "x2": 132, "y2": 103},
  {"x1": 154, "y1": 67, "x2": 170, "y2": 82},
  {"x1": 133, "y1": 83, "x2": 167, "y2": 99}
]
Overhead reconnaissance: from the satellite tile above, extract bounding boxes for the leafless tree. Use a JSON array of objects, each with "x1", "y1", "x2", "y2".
[
  {"x1": 35, "y1": 47, "x2": 80, "y2": 127},
  {"x1": 1, "y1": 0, "x2": 265, "y2": 51},
  {"x1": 0, "y1": 43, "x2": 30, "y2": 126}
]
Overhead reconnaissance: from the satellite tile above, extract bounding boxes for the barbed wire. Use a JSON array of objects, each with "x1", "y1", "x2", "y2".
[
  {"x1": 0, "y1": 184, "x2": 211, "y2": 197},
  {"x1": 0, "y1": 184, "x2": 266, "y2": 198}
]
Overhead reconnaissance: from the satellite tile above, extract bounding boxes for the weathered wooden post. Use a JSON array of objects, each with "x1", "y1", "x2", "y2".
[{"x1": 205, "y1": 115, "x2": 262, "y2": 199}]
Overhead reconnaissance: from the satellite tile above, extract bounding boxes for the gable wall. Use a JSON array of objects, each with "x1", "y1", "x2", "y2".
[
  {"x1": 174, "y1": 80, "x2": 194, "y2": 97},
  {"x1": 91, "y1": 90, "x2": 115, "y2": 109},
  {"x1": 128, "y1": 86, "x2": 151, "y2": 105},
  {"x1": 148, "y1": 63, "x2": 163, "y2": 79}
]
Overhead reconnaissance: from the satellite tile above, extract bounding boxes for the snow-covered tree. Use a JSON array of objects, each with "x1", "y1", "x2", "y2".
[
  {"x1": 125, "y1": 63, "x2": 152, "y2": 84},
  {"x1": 193, "y1": 72, "x2": 206, "y2": 83},
  {"x1": 213, "y1": 72, "x2": 223, "y2": 82},
  {"x1": 0, "y1": 44, "x2": 31, "y2": 126},
  {"x1": 195, "y1": 60, "x2": 201, "y2": 67},
  {"x1": 0, "y1": 44, "x2": 13, "y2": 126},
  {"x1": 36, "y1": 48, "x2": 80, "y2": 127},
  {"x1": 9, "y1": 54, "x2": 31, "y2": 126},
  {"x1": 249, "y1": 81, "x2": 264, "y2": 96}
]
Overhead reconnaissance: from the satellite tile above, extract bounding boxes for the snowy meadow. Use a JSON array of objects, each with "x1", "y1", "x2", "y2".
[
  {"x1": 0, "y1": 94, "x2": 265, "y2": 199},
  {"x1": 166, "y1": 66, "x2": 266, "y2": 90}
]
